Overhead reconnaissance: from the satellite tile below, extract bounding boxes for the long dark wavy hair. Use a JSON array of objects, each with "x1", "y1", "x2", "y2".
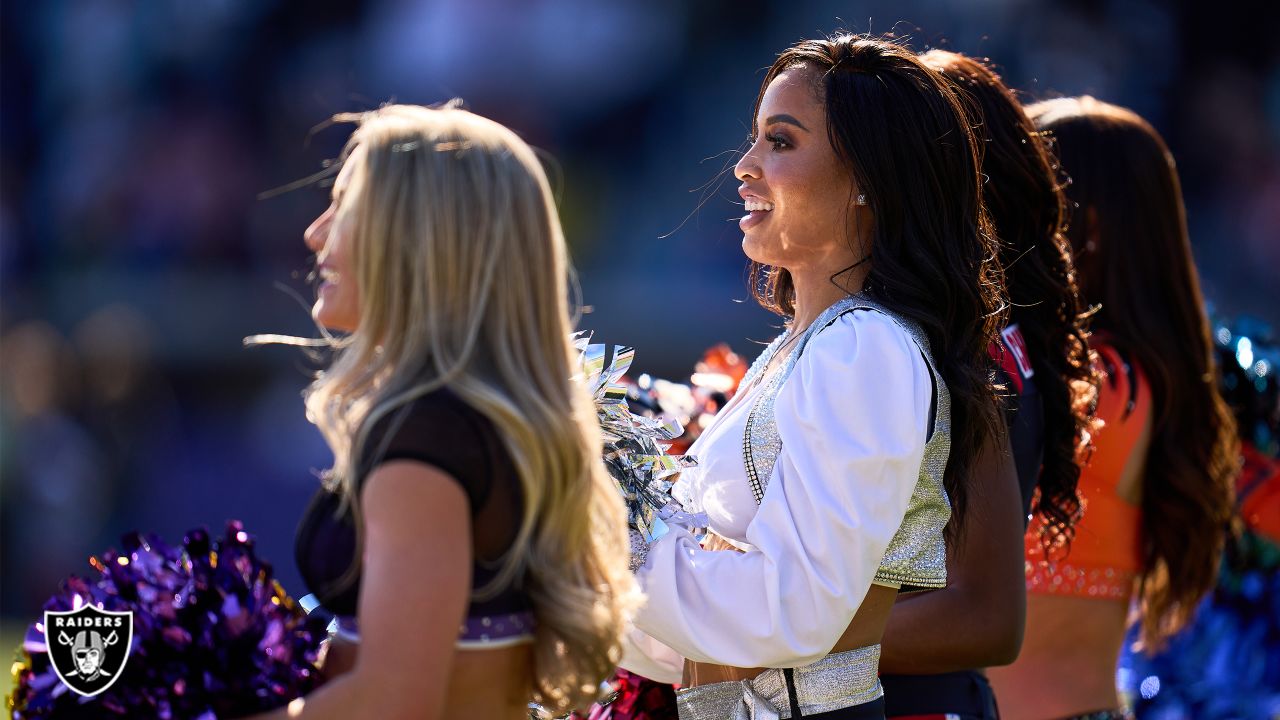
[
  {"x1": 748, "y1": 35, "x2": 1007, "y2": 534},
  {"x1": 921, "y1": 51, "x2": 1098, "y2": 551},
  {"x1": 1029, "y1": 96, "x2": 1238, "y2": 648}
]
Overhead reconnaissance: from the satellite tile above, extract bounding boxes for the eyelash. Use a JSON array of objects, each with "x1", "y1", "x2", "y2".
[{"x1": 752, "y1": 132, "x2": 790, "y2": 151}]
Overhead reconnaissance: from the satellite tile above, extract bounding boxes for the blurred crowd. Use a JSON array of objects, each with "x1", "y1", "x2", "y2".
[{"x1": 1, "y1": 0, "x2": 1276, "y2": 696}]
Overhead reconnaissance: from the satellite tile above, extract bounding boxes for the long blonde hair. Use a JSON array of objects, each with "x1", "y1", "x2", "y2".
[{"x1": 283, "y1": 103, "x2": 635, "y2": 711}]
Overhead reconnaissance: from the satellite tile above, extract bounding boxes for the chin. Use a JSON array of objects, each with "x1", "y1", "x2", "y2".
[
  {"x1": 313, "y1": 303, "x2": 357, "y2": 334},
  {"x1": 741, "y1": 232, "x2": 780, "y2": 267}
]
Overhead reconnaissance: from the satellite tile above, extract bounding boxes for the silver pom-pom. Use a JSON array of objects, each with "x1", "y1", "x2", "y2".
[{"x1": 575, "y1": 336, "x2": 707, "y2": 547}]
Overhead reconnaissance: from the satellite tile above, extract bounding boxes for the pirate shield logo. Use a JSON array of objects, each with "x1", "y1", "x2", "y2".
[{"x1": 44, "y1": 605, "x2": 133, "y2": 697}]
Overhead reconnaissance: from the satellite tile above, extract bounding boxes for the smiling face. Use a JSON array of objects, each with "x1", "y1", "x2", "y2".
[
  {"x1": 303, "y1": 146, "x2": 365, "y2": 333},
  {"x1": 734, "y1": 66, "x2": 868, "y2": 276}
]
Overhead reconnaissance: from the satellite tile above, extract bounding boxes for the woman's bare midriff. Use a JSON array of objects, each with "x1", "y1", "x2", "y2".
[
  {"x1": 986, "y1": 593, "x2": 1129, "y2": 720},
  {"x1": 320, "y1": 636, "x2": 535, "y2": 718},
  {"x1": 682, "y1": 583, "x2": 898, "y2": 687}
]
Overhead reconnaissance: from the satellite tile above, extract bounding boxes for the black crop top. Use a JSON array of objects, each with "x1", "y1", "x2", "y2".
[{"x1": 294, "y1": 389, "x2": 531, "y2": 619}]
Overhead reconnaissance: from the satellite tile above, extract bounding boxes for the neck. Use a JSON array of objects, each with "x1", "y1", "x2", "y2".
[{"x1": 789, "y1": 265, "x2": 869, "y2": 333}]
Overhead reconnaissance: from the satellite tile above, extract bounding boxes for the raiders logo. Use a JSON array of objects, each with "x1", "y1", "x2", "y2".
[{"x1": 44, "y1": 604, "x2": 133, "y2": 697}]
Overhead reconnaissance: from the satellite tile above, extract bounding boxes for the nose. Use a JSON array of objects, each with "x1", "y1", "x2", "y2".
[
  {"x1": 735, "y1": 144, "x2": 762, "y2": 181},
  {"x1": 304, "y1": 206, "x2": 333, "y2": 254}
]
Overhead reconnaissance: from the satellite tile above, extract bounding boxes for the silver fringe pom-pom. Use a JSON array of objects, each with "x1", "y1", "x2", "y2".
[{"x1": 576, "y1": 337, "x2": 706, "y2": 549}]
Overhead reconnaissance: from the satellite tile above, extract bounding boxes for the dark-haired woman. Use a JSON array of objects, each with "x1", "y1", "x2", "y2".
[
  {"x1": 622, "y1": 34, "x2": 1006, "y2": 719},
  {"x1": 987, "y1": 97, "x2": 1239, "y2": 720},
  {"x1": 877, "y1": 51, "x2": 1098, "y2": 720}
]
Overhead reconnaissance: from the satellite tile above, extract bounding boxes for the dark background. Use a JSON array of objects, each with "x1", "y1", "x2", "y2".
[{"x1": 2, "y1": 0, "x2": 1276, "y2": 645}]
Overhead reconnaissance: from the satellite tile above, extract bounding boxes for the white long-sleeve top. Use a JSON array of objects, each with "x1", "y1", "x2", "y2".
[{"x1": 623, "y1": 309, "x2": 934, "y2": 680}]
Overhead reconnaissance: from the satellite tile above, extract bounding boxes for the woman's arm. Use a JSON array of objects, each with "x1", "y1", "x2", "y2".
[
  {"x1": 251, "y1": 461, "x2": 472, "y2": 720},
  {"x1": 620, "y1": 628, "x2": 686, "y2": 684},
  {"x1": 878, "y1": 429, "x2": 1026, "y2": 673},
  {"x1": 631, "y1": 313, "x2": 932, "y2": 669}
]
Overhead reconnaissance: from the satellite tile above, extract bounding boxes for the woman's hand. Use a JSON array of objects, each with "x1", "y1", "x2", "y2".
[
  {"x1": 700, "y1": 533, "x2": 745, "y2": 554},
  {"x1": 316, "y1": 636, "x2": 359, "y2": 682}
]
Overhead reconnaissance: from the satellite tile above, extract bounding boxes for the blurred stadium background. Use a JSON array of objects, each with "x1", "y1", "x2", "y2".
[{"x1": 2, "y1": 0, "x2": 1276, "y2": 712}]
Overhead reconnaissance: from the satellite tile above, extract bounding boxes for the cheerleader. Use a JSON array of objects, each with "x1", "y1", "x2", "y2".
[
  {"x1": 986, "y1": 97, "x2": 1239, "y2": 720},
  {"x1": 878, "y1": 51, "x2": 1098, "y2": 720},
  {"x1": 623, "y1": 35, "x2": 1007, "y2": 719},
  {"x1": 255, "y1": 104, "x2": 637, "y2": 719}
]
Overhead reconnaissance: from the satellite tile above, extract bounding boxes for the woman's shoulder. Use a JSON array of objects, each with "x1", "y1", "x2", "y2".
[
  {"x1": 773, "y1": 301, "x2": 937, "y2": 456},
  {"x1": 778, "y1": 306, "x2": 933, "y2": 421},
  {"x1": 359, "y1": 387, "x2": 509, "y2": 503},
  {"x1": 804, "y1": 304, "x2": 926, "y2": 368},
  {"x1": 370, "y1": 388, "x2": 492, "y2": 441},
  {"x1": 1091, "y1": 336, "x2": 1148, "y2": 423}
]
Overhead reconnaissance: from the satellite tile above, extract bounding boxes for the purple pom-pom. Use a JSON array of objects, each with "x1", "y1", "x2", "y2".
[{"x1": 7, "y1": 522, "x2": 328, "y2": 718}]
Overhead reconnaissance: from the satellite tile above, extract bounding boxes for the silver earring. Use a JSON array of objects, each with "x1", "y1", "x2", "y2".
[{"x1": 856, "y1": 194, "x2": 868, "y2": 206}]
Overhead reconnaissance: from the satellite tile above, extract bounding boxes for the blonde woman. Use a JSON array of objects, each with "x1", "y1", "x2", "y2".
[{"x1": 254, "y1": 104, "x2": 637, "y2": 719}]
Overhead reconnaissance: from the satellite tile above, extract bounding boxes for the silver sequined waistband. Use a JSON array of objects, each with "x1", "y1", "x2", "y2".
[{"x1": 675, "y1": 645, "x2": 883, "y2": 719}]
